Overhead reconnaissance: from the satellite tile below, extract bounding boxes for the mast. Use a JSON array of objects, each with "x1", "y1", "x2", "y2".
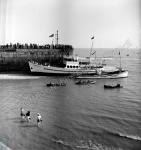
[
  {"x1": 119, "y1": 50, "x2": 121, "y2": 69},
  {"x1": 56, "y1": 30, "x2": 59, "y2": 44},
  {"x1": 89, "y1": 36, "x2": 94, "y2": 64},
  {"x1": 94, "y1": 49, "x2": 96, "y2": 67},
  {"x1": 89, "y1": 40, "x2": 94, "y2": 58}
]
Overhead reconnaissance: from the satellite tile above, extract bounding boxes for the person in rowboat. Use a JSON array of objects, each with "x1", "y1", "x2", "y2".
[{"x1": 37, "y1": 113, "x2": 42, "y2": 127}]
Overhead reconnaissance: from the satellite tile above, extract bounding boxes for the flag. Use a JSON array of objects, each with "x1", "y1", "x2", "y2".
[
  {"x1": 92, "y1": 51, "x2": 96, "y2": 55},
  {"x1": 49, "y1": 34, "x2": 54, "y2": 37},
  {"x1": 91, "y1": 36, "x2": 94, "y2": 40}
]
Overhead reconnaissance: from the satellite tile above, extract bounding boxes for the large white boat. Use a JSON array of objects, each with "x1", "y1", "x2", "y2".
[
  {"x1": 29, "y1": 60, "x2": 97, "y2": 75},
  {"x1": 28, "y1": 60, "x2": 124, "y2": 76}
]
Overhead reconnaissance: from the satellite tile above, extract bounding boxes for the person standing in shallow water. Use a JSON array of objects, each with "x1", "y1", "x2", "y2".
[
  {"x1": 20, "y1": 108, "x2": 25, "y2": 119},
  {"x1": 26, "y1": 111, "x2": 31, "y2": 122},
  {"x1": 37, "y1": 113, "x2": 42, "y2": 127}
]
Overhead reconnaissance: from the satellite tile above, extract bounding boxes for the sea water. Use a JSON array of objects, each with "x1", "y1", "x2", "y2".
[{"x1": 0, "y1": 48, "x2": 140, "y2": 150}]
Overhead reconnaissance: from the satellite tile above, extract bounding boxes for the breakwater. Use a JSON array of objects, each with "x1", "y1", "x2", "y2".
[{"x1": 0, "y1": 44, "x2": 73, "y2": 72}]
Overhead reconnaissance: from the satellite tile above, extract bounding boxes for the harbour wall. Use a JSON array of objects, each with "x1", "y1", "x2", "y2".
[{"x1": 0, "y1": 48, "x2": 73, "y2": 72}]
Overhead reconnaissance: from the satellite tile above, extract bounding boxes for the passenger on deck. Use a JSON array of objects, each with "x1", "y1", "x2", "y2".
[
  {"x1": 26, "y1": 111, "x2": 31, "y2": 122},
  {"x1": 20, "y1": 108, "x2": 25, "y2": 119}
]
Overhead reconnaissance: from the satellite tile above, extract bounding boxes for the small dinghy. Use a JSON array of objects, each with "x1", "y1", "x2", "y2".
[
  {"x1": 104, "y1": 83, "x2": 123, "y2": 88},
  {"x1": 47, "y1": 82, "x2": 66, "y2": 87},
  {"x1": 75, "y1": 80, "x2": 96, "y2": 85}
]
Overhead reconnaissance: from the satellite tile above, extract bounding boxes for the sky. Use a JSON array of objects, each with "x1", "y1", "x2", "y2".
[{"x1": 0, "y1": 0, "x2": 140, "y2": 48}]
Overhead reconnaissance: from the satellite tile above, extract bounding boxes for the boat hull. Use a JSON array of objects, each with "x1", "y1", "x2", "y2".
[
  {"x1": 75, "y1": 80, "x2": 96, "y2": 85},
  {"x1": 29, "y1": 61, "x2": 97, "y2": 75},
  {"x1": 47, "y1": 83, "x2": 66, "y2": 87},
  {"x1": 104, "y1": 84, "x2": 123, "y2": 88},
  {"x1": 75, "y1": 70, "x2": 128, "y2": 79}
]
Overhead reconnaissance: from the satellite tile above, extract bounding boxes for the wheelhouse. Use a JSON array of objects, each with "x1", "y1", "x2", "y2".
[{"x1": 65, "y1": 61, "x2": 80, "y2": 69}]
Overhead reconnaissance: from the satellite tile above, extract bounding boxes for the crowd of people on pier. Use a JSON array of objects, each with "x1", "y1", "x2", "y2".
[{"x1": 0, "y1": 43, "x2": 73, "y2": 50}]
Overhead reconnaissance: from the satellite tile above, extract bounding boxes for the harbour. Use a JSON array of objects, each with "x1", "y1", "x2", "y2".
[
  {"x1": 0, "y1": 48, "x2": 140, "y2": 150},
  {"x1": 0, "y1": 0, "x2": 140, "y2": 149}
]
